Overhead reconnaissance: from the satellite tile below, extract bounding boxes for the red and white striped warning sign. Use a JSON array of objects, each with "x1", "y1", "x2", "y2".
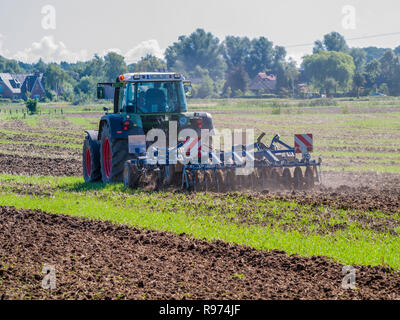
[{"x1": 294, "y1": 134, "x2": 313, "y2": 153}]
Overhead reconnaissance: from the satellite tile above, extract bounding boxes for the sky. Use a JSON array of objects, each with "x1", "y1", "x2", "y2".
[{"x1": 1, "y1": 0, "x2": 400, "y2": 65}]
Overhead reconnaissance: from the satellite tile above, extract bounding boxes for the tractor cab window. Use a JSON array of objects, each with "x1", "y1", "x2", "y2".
[
  {"x1": 123, "y1": 83, "x2": 135, "y2": 113},
  {"x1": 135, "y1": 81, "x2": 187, "y2": 114}
]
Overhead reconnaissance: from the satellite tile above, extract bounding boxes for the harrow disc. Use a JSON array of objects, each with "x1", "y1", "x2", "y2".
[
  {"x1": 293, "y1": 167, "x2": 304, "y2": 190},
  {"x1": 304, "y1": 166, "x2": 315, "y2": 189},
  {"x1": 270, "y1": 168, "x2": 280, "y2": 189},
  {"x1": 123, "y1": 161, "x2": 141, "y2": 189},
  {"x1": 260, "y1": 167, "x2": 271, "y2": 188},
  {"x1": 203, "y1": 171, "x2": 213, "y2": 191},
  {"x1": 162, "y1": 165, "x2": 176, "y2": 186},
  {"x1": 225, "y1": 169, "x2": 237, "y2": 190},
  {"x1": 215, "y1": 170, "x2": 225, "y2": 192},
  {"x1": 281, "y1": 168, "x2": 292, "y2": 189}
]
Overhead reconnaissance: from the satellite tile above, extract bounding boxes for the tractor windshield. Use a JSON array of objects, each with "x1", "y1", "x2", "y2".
[{"x1": 124, "y1": 81, "x2": 188, "y2": 114}]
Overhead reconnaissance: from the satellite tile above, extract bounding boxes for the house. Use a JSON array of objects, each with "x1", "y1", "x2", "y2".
[
  {"x1": 248, "y1": 73, "x2": 277, "y2": 94},
  {"x1": 0, "y1": 72, "x2": 46, "y2": 100},
  {"x1": 0, "y1": 73, "x2": 22, "y2": 100},
  {"x1": 20, "y1": 72, "x2": 46, "y2": 100}
]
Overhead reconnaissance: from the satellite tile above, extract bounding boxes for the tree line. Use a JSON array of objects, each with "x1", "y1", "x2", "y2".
[{"x1": 1, "y1": 29, "x2": 400, "y2": 102}]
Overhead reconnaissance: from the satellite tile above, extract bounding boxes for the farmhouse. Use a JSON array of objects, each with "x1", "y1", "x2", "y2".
[
  {"x1": 0, "y1": 73, "x2": 21, "y2": 100},
  {"x1": 248, "y1": 72, "x2": 277, "y2": 94},
  {"x1": 0, "y1": 71, "x2": 46, "y2": 100}
]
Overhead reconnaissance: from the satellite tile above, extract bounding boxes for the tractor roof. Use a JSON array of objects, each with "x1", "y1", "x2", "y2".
[{"x1": 121, "y1": 72, "x2": 184, "y2": 82}]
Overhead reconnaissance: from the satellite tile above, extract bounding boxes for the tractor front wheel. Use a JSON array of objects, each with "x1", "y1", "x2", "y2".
[{"x1": 100, "y1": 124, "x2": 129, "y2": 183}]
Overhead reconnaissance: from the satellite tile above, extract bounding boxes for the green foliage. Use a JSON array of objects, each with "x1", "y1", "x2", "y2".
[
  {"x1": 43, "y1": 64, "x2": 66, "y2": 92},
  {"x1": 313, "y1": 32, "x2": 349, "y2": 53},
  {"x1": 104, "y1": 52, "x2": 128, "y2": 81},
  {"x1": 165, "y1": 28, "x2": 226, "y2": 80},
  {"x1": 195, "y1": 68, "x2": 215, "y2": 99},
  {"x1": 244, "y1": 37, "x2": 275, "y2": 78},
  {"x1": 223, "y1": 65, "x2": 249, "y2": 95},
  {"x1": 75, "y1": 76, "x2": 96, "y2": 96},
  {"x1": 302, "y1": 51, "x2": 355, "y2": 93},
  {"x1": 353, "y1": 71, "x2": 366, "y2": 97},
  {"x1": 25, "y1": 97, "x2": 38, "y2": 114},
  {"x1": 129, "y1": 54, "x2": 166, "y2": 72}
]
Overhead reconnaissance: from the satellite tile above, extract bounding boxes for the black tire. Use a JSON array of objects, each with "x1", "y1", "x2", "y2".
[
  {"x1": 100, "y1": 124, "x2": 129, "y2": 183},
  {"x1": 82, "y1": 137, "x2": 101, "y2": 182}
]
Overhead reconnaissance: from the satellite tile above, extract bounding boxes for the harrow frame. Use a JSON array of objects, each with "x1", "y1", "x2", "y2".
[{"x1": 124, "y1": 133, "x2": 322, "y2": 191}]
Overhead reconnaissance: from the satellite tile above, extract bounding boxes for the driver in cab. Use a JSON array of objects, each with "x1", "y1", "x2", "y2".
[{"x1": 145, "y1": 82, "x2": 166, "y2": 112}]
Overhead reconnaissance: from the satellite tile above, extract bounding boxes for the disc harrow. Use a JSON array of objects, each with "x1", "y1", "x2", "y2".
[{"x1": 123, "y1": 133, "x2": 322, "y2": 192}]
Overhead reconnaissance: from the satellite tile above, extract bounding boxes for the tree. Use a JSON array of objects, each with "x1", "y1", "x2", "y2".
[
  {"x1": 244, "y1": 37, "x2": 275, "y2": 78},
  {"x1": 313, "y1": 32, "x2": 349, "y2": 53},
  {"x1": 0, "y1": 56, "x2": 23, "y2": 73},
  {"x1": 302, "y1": 51, "x2": 355, "y2": 94},
  {"x1": 165, "y1": 29, "x2": 226, "y2": 80},
  {"x1": 353, "y1": 71, "x2": 366, "y2": 98},
  {"x1": 223, "y1": 65, "x2": 250, "y2": 96},
  {"x1": 323, "y1": 77, "x2": 339, "y2": 96},
  {"x1": 129, "y1": 54, "x2": 166, "y2": 72},
  {"x1": 223, "y1": 36, "x2": 251, "y2": 73},
  {"x1": 350, "y1": 48, "x2": 366, "y2": 71},
  {"x1": 34, "y1": 58, "x2": 47, "y2": 73},
  {"x1": 275, "y1": 59, "x2": 299, "y2": 98},
  {"x1": 394, "y1": 45, "x2": 400, "y2": 56},
  {"x1": 104, "y1": 52, "x2": 128, "y2": 81},
  {"x1": 83, "y1": 54, "x2": 105, "y2": 79},
  {"x1": 379, "y1": 50, "x2": 400, "y2": 95},
  {"x1": 75, "y1": 76, "x2": 96, "y2": 96},
  {"x1": 43, "y1": 64, "x2": 66, "y2": 93},
  {"x1": 362, "y1": 46, "x2": 388, "y2": 63},
  {"x1": 364, "y1": 59, "x2": 381, "y2": 90}
]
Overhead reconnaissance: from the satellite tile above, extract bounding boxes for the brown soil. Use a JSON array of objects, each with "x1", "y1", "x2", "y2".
[
  {"x1": 1, "y1": 206, "x2": 400, "y2": 300},
  {"x1": 0, "y1": 153, "x2": 81, "y2": 177}
]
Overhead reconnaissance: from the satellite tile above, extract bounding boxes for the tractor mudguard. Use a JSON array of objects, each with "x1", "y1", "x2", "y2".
[
  {"x1": 85, "y1": 130, "x2": 99, "y2": 144},
  {"x1": 194, "y1": 112, "x2": 214, "y2": 131},
  {"x1": 99, "y1": 114, "x2": 144, "y2": 139}
]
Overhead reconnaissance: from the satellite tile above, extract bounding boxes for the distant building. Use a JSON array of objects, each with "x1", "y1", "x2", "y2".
[
  {"x1": 0, "y1": 72, "x2": 46, "y2": 100},
  {"x1": 0, "y1": 73, "x2": 22, "y2": 100},
  {"x1": 248, "y1": 73, "x2": 277, "y2": 94},
  {"x1": 21, "y1": 72, "x2": 46, "y2": 100}
]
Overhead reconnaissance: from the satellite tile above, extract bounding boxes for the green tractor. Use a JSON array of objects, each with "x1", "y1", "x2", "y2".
[
  {"x1": 82, "y1": 72, "x2": 214, "y2": 186},
  {"x1": 83, "y1": 72, "x2": 322, "y2": 191}
]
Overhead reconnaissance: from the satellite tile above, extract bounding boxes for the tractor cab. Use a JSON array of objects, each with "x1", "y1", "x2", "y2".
[{"x1": 97, "y1": 73, "x2": 198, "y2": 135}]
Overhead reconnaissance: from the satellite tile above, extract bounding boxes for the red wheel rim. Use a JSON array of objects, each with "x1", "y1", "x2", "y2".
[
  {"x1": 103, "y1": 138, "x2": 111, "y2": 178},
  {"x1": 85, "y1": 148, "x2": 91, "y2": 177}
]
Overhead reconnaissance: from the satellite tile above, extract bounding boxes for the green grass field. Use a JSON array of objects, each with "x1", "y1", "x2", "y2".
[
  {"x1": 0, "y1": 97, "x2": 399, "y2": 270},
  {"x1": 0, "y1": 174, "x2": 399, "y2": 269}
]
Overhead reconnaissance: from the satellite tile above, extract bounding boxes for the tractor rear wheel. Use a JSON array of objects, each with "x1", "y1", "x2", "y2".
[
  {"x1": 82, "y1": 137, "x2": 101, "y2": 183},
  {"x1": 100, "y1": 124, "x2": 129, "y2": 183}
]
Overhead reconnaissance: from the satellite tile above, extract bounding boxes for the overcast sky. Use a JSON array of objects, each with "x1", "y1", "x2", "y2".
[{"x1": 1, "y1": 0, "x2": 400, "y2": 64}]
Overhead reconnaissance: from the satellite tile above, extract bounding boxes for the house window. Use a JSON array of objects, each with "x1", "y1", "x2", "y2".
[
  {"x1": 0, "y1": 84, "x2": 3, "y2": 93},
  {"x1": 34, "y1": 95, "x2": 40, "y2": 100}
]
